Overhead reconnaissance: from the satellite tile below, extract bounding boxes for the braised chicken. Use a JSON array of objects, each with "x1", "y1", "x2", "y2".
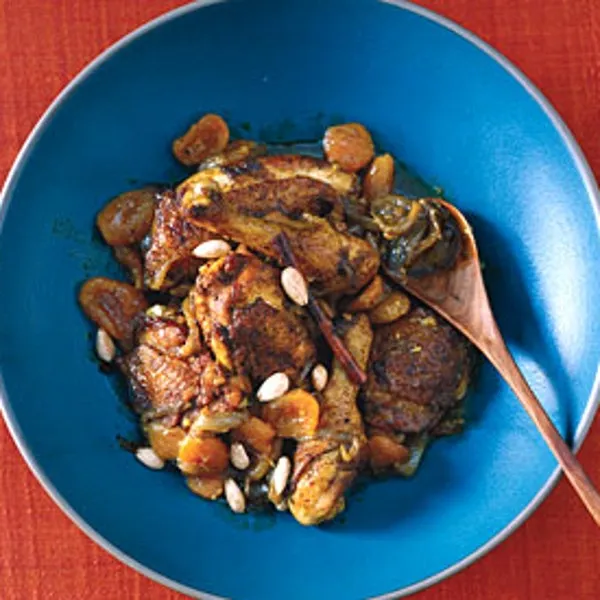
[
  {"x1": 364, "y1": 306, "x2": 472, "y2": 435},
  {"x1": 178, "y1": 155, "x2": 380, "y2": 294},
  {"x1": 144, "y1": 189, "x2": 208, "y2": 292},
  {"x1": 290, "y1": 314, "x2": 372, "y2": 525},
  {"x1": 121, "y1": 308, "x2": 249, "y2": 424},
  {"x1": 193, "y1": 249, "x2": 316, "y2": 384},
  {"x1": 78, "y1": 114, "x2": 476, "y2": 525}
]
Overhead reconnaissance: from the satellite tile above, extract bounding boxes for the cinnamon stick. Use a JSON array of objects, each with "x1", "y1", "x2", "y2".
[{"x1": 274, "y1": 233, "x2": 367, "y2": 386}]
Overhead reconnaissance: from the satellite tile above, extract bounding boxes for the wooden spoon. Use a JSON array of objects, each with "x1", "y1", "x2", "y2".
[{"x1": 401, "y1": 200, "x2": 600, "y2": 526}]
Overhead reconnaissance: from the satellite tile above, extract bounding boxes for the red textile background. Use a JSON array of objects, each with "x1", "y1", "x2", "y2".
[{"x1": 1, "y1": 1, "x2": 599, "y2": 599}]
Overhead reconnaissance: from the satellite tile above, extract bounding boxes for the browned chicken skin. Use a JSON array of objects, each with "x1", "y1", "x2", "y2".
[
  {"x1": 144, "y1": 190, "x2": 209, "y2": 291},
  {"x1": 194, "y1": 250, "x2": 316, "y2": 385},
  {"x1": 364, "y1": 306, "x2": 472, "y2": 435},
  {"x1": 289, "y1": 314, "x2": 373, "y2": 525},
  {"x1": 121, "y1": 309, "x2": 248, "y2": 424},
  {"x1": 178, "y1": 155, "x2": 380, "y2": 294}
]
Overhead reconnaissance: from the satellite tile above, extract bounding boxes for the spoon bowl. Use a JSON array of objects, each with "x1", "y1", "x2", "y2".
[{"x1": 401, "y1": 200, "x2": 600, "y2": 526}]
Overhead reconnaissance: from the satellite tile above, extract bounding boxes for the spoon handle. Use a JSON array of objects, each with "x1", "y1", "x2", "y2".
[{"x1": 483, "y1": 333, "x2": 600, "y2": 526}]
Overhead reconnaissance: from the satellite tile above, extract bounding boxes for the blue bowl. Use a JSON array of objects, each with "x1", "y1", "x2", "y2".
[{"x1": 1, "y1": 1, "x2": 599, "y2": 598}]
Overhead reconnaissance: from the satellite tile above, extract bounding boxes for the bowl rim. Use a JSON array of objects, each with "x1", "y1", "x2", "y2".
[{"x1": 1, "y1": 0, "x2": 599, "y2": 598}]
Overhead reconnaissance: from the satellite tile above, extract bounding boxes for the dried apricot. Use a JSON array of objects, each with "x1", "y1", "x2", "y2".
[
  {"x1": 173, "y1": 114, "x2": 229, "y2": 166},
  {"x1": 177, "y1": 435, "x2": 229, "y2": 475},
  {"x1": 233, "y1": 416, "x2": 276, "y2": 455},
  {"x1": 144, "y1": 422, "x2": 185, "y2": 461},
  {"x1": 363, "y1": 154, "x2": 395, "y2": 201},
  {"x1": 323, "y1": 123, "x2": 374, "y2": 172},
  {"x1": 78, "y1": 277, "x2": 148, "y2": 345},
  {"x1": 368, "y1": 435, "x2": 410, "y2": 470},
  {"x1": 96, "y1": 187, "x2": 157, "y2": 246},
  {"x1": 113, "y1": 245, "x2": 144, "y2": 288},
  {"x1": 262, "y1": 389, "x2": 320, "y2": 440}
]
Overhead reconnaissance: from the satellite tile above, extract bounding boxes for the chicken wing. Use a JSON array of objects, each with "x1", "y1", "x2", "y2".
[
  {"x1": 289, "y1": 313, "x2": 373, "y2": 525},
  {"x1": 178, "y1": 155, "x2": 380, "y2": 294}
]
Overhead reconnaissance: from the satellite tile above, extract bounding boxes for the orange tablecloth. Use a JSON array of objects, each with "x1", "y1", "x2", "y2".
[{"x1": 1, "y1": 1, "x2": 599, "y2": 598}]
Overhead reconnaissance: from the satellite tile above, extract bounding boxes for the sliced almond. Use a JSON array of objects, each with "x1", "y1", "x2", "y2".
[
  {"x1": 135, "y1": 447, "x2": 165, "y2": 470},
  {"x1": 270, "y1": 456, "x2": 291, "y2": 499},
  {"x1": 280, "y1": 267, "x2": 309, "y2": 306},
  {"x1": 230, "y1": 442, "x2": 250, "y2": 470},
  {"x1": 191, "y1": 239, "x2": 231, "y2": 259},
  {"x1": 256, "y1": 372, "x2": 290, "y2": 402},
  {"x1": 224, "y1": 478, "x2": 246, "y2": 513},
  {"x1": 311, "y1": 364, "x2": 328, "y2": 392},
  {"x1": 96, "y1": 328, "x2": 116, "y2": 362}
]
